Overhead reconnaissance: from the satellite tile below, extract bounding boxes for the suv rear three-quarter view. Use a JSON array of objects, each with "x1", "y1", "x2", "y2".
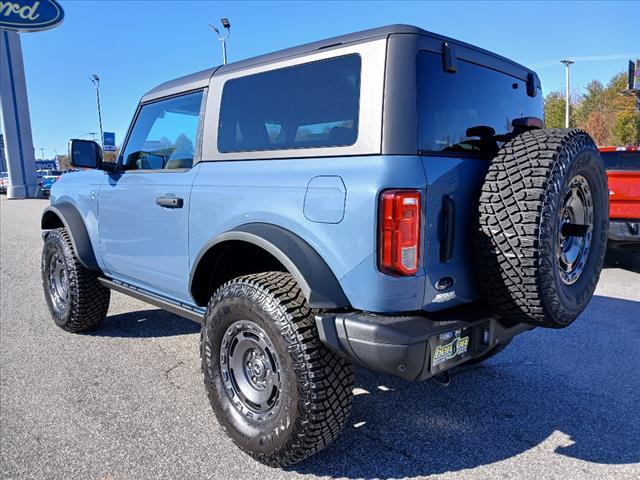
[{"x1": 40, "y1": 25, "x2": 609, "y2": 466}]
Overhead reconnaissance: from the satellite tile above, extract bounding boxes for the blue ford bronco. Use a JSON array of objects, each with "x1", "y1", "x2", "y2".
[{"x1": 41, "y1": 25, "x2": 608, "y2": 466}]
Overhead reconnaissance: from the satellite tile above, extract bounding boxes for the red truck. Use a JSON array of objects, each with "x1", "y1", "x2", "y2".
[{"x1": 600, "y1": 146, "x2": 640, "y2": 246}]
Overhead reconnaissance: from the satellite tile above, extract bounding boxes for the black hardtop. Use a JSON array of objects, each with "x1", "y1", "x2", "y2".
[{"x1": 142, "y1": 24, "x2": 537, "y2": 102}]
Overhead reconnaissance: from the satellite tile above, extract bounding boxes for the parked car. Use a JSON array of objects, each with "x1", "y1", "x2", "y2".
[
  {"x1": 0, "y1": 172, "x2": 8, "y2": 194},
  {"x1": 40, "y1": 25, "x2": 609, "y2": 466},
  {"x1": 39, "y1": 170, "x2": 62, "y2": 196},
  {"x1": 600, "y1": 146, "x2": 640, "y2": 247}
]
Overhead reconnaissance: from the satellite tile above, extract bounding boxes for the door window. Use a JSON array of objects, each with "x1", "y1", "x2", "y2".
[{"x1": 122, "y1": 91, "x2": 204, "y2": 170}]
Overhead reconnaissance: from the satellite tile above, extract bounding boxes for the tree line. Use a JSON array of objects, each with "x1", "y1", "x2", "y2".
[{"x1": 544, "y1": 71, "x2": 639, "y2": 146}]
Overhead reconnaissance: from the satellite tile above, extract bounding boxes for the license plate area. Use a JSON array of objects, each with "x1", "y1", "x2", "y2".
[{"x1": 428, "y1": 325, "x2": 474, "y2": 374}]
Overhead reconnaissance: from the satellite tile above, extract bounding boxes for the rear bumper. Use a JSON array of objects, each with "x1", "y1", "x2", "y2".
[
  {"x1": 608, "y1": 219, "x2": 640, "y2": 243},
  {"x1": 316, "y1": 304, "x2": 533, "y2": 381}
]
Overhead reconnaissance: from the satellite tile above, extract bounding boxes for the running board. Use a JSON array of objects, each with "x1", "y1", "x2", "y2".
[{"x1": 98, "y1": 278, "x2": 205, "y2": 323}]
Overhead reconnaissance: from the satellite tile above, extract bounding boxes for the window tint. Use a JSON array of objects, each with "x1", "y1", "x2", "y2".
[
  {"x1": 620, "y1": 153, "x2": 640, "y2": 170},
  {"x1": 417, "y1": 51, "x2": 543, "y2": 156},
  {"x1": 601, "y1": 151, "x2": 640, "y2": 170},
  {"x1": 122, "y1": 91, "x2": 203, "y2": 170},
  {"x1": 218, "y1": 55, "x2": 361, "y2": 153},
  {"x1": 600, "y1": 151, "x2": 621, "y2": 170}
]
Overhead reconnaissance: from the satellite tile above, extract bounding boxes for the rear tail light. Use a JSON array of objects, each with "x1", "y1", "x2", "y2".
[{"x1": 379, "y1": 189, "x2": 421, "y2": 275}]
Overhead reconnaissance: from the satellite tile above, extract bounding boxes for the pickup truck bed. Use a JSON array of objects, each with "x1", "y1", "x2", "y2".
[{"x1": 600, "y1": 146, "x2": 640, "y2": 245}]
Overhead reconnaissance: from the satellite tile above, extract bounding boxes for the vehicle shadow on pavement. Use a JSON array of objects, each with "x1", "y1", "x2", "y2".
[
  {"x1": 604, "y1": 244, "x2": 640, "y2": 274},
  {"x1": 291, "y1": 295, "x2": 640, "y2": 478},
  {"x1": 91, "y1": 309, "x2": 200, "y2": 338}
]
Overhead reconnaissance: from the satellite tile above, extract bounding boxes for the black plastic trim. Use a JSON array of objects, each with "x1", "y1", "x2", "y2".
[
  {"x1": 99, "y1": 278, "x2": 205, "y2": 323},
  {"x1": 189, "y1": 223, "x2": 350, "y2": 309},
  {"x1": 440, "y1": 195, "x2": 455, "y2": 261},
  {"x1": 608, "y1": 220, "x2": 640, "y2": 242},
  {"x1": 442, "y1": 42, "x2": 457, "y2": 73},
  {"x1": 41, "y1": 204, "x2": 100, "y2": 271},
  {"x1": 316, "y1": 306, "x2": 533, "y2": 381}
]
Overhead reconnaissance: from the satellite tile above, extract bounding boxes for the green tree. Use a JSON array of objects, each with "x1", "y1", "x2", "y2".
[
  {"x1": 612, "y1": 110, "x2": 640, "y2": 145},
  {"x1": 574, "y1": 80, "x2": 605, "y2": 126},
  {"x1": 547, "y1": 70, "x2": 640, "y2": 146},
  {"x1": 544, "y1": 91, "x2": 569, "y2": 128}
]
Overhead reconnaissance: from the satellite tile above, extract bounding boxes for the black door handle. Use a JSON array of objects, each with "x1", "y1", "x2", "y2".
[{"x1": 156, "y1": 196, "x2": 183, "y2": 208}]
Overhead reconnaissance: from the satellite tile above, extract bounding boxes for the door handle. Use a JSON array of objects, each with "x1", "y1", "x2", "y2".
[{"x1": 156, "y1": 196, "x2": 183, "y2": 208}]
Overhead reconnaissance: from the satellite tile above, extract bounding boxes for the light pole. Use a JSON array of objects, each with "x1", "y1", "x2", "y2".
[
  {"x1": 210, "y1": 18, "x2": 231, "y2": 65},
  {"x1": 560, "y1": 59, "x2": 574, "y2": 128},
  {"x1": 40, "y1": 147, "x2": 45, "y2": 161},
  {"x1": 89, "y1": 74, "x2": 104, "y2": 148}
]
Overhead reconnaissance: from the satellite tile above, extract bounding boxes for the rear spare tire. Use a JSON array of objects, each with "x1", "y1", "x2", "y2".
[{"x1": 476, "y1": 129, "x2": 608, "y2": 328}]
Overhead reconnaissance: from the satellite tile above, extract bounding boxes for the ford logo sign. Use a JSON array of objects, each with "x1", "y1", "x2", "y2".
[{"x1": 0, "y1": 0, "x2": 64, "y2": 32}]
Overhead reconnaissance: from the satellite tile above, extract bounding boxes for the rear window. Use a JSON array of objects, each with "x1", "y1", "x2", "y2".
[
  {"x1": 417, "y1": 51, "x2": 543, "y2": 156},
  {"x1": 218, "y1": 54, "x2": 361, "y2": 153}
]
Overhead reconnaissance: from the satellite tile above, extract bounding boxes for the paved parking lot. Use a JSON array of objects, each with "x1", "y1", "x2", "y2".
[{"x1": 1, "y1": 196, "x2": 639, "y2": 480}]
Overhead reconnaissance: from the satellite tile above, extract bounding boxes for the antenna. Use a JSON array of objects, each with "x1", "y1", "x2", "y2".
[{"x1": 209, "y1": 18, "x2": 231, "y2": 65}]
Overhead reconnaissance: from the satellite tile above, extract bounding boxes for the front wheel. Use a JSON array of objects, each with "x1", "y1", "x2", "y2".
[
  {"x1": 41, "y1": 228, "x2": 110, "y2": 332},
  {"x1": 200, "y1": 272, "x2": 353, "y2": 466}
]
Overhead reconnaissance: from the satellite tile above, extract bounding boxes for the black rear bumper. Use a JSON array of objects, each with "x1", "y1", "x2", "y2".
[
  {"x1": 608, "y1": 220, "x2": 640, "y2": 243},
  {"x1": 316, "y1": 304, "x2": 533, "y2": 381}
]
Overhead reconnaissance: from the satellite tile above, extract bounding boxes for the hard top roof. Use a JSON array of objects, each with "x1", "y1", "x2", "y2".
[{"x1": 142, "y1": 24, "x2": 536, "y2": 102}]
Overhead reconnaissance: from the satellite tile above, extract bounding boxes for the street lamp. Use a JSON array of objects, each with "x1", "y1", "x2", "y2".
[
  {"x1": 210, "y1": 17, "x2": 231, "y2": 65},
  {"x1": 82, "y1": 132, "x2": 98, "y2": 141},
  {"x1": 89, "y1": 74, "x2": 104, "y2": 149},
  {"x1": 560, "y1": 59, "x2": 574, "y2": 128}
]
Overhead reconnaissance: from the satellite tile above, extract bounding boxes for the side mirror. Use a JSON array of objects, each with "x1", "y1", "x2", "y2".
[{"x1": 69, "y1": 139, "x2": 103, "y2": 169}]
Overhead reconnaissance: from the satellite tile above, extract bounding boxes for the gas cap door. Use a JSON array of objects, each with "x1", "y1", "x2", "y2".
[{"x1": 303, "y1": 175, "x2": 346, "y2": 224}]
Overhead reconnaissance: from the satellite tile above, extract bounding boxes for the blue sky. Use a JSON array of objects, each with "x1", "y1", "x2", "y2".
[{"x1": 16, "y1": 0, "x2": 640, "y2": 159}]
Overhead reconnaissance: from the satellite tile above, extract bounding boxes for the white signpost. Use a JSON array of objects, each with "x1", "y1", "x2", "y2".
[{"x1": 0, "y1": 0, "x2": 64, "y2": 199}]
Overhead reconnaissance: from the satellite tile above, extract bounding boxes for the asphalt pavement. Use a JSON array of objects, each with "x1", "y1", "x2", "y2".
[{"x1": 1, "y1": 196, "x2": 639, "y2": 480}]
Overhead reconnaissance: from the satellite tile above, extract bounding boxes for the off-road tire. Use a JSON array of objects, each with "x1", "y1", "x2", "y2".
[
  {"x1": 41, "y1": 228, "x2": 110, "y2": 332},
  {"x1": 200, "y1": 272, "x2": 354, "y2": 466},
  {"x1": 476, "y1": 129, "x2": 608, "y2": 328}
]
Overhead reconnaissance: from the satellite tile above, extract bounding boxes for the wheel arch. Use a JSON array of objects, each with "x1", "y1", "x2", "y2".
[
  {"x1": 41, "y1": 204, "x2": 100, "y2": 271},
  {"x1": 189, "y1": 223, "x2": 350, "y2": 309}
]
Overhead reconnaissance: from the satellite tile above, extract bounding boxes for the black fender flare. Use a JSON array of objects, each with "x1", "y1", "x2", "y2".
[
  {"x1": 41, "y1": 204, "x2": 100, "y2": 271},
  {"x1": 189, "y1": 223, "x2": 350, "y2": 309}
]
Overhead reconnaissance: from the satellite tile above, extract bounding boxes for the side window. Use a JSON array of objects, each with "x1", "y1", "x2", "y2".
[
  {"x1": 122, "y1": 91, "x2": 203, "y2": 170},
  {"x1": 218, "y1": 54, "x2": 361, "y2": 153}
]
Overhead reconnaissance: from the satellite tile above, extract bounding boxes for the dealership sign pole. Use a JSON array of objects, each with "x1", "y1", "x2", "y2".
[{"x1": 0, "y1": 0, "x2": 64, "y2": 199}]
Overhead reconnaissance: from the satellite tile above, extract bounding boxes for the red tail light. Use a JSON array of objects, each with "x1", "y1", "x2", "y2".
[{"x1": 379, "y1": 190, "x2": 421, "y2": 275}]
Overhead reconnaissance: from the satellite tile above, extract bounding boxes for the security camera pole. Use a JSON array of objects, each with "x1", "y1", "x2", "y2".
[
  {"x1": 560, "y1": 59, "x2": 574, "y2": 128},
  {"x1": 210, "y1": 18, "x2": 231, "y2": 65},
  {"x1": 90, "y1": 74, "x2": 104, "y2": 149}
]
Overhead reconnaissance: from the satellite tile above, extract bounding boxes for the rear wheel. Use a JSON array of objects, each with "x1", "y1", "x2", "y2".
[
  {"x1": 200, "y1": 272, "x2": 353, "y2": 466},
  {"x1": 41, "y1": 228, "x2": 110, "y2": 332},
  {"x1": 476, "y1": 129, "x2": 608, "y2": 328}
]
